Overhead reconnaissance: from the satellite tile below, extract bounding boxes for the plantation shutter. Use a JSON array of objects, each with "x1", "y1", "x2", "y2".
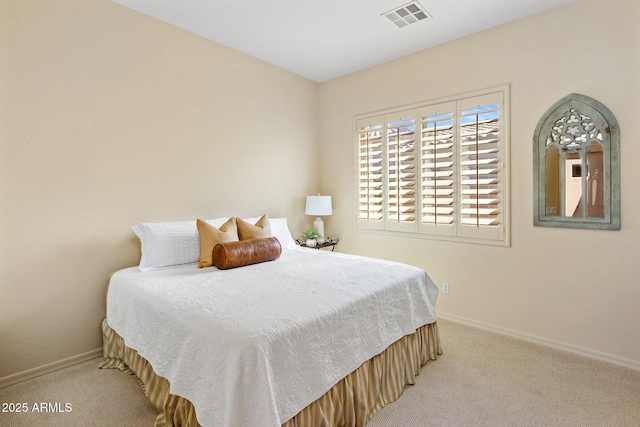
[
  {"x1": 355, "y1": 87, "x2": 509, "y2": 244},
  {"x1": 419, "y1": 102, "x2": 456, "y2": 236},
  {"x1": 457, "y1": 93, "x2": 503, "y2": 240},
  {"x1": 385, "y1": 113, "x2": 417, "y2": 232},
  {"x1": 356, "y1": 116, "x2": 384, "y2": 230}
]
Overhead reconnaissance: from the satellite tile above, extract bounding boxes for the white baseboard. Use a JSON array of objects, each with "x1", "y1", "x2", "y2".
[
  {"x1": 437, "y1": 312, "x2": 640, "y2": 372},
  {"x1": 0, "y1": 348, "x2": 103, "y2": 389}
]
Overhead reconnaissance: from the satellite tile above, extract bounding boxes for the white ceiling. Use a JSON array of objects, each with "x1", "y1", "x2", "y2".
[{"x1": 112, "y1": 0, "x2": 573, "y2": 83}]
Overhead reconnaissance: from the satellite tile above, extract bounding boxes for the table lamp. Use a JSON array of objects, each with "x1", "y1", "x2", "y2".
[{"x1": 305, "y1": 194, "x2": 332, "y2": 239}]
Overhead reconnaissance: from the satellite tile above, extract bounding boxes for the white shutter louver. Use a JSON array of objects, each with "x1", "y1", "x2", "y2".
[
  {"x1": 420, "y1": 104, "x2": 455, "y2": 235},
  {"x1": 458, "y1": 95, "x2": 502, "y2": 240},
  {"x1": 386, "y1": 116, "x2": 417, "y2": 232},
  {"x1": 357, "y1": 117, "x2": 384, "y2": 229}
]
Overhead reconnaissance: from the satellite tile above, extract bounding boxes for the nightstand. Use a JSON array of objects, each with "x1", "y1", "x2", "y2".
[{"x1": 295, "y1": 238, "x2": 339, "y2": 252}]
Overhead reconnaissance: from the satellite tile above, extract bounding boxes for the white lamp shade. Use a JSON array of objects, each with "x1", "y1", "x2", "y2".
[{"x1": 305, "y1": 195, "x2": 332, "y2": 216}]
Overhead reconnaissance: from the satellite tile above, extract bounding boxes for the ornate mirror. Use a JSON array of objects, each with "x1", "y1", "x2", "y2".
[{"x1": 533, "y1": 94, "x2": 620, "y2": 229}]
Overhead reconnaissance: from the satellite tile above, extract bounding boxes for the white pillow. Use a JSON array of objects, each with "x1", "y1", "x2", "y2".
[
  {"x1": 132, "y1": 218, "x2": 229, "y2": 271},
  {"x1": 241, "y1": 216, "x2": 296, "y2": 249},
  {"x1": 271, "y1": 218, "x2": 297, "y2": 249}
]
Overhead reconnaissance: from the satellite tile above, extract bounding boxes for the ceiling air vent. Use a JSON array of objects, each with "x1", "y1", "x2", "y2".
[{"x1": 383, "y1": 1, "x2": 431, "y2": 28}]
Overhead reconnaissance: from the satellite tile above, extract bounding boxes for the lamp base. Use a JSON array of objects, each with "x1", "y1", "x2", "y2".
[{"x1": 313, "y1": 217, "x2": 325, "y2": 241}]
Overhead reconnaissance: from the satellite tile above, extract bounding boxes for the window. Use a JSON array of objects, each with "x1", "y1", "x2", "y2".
[{"x1": 356, "y1": 87, "x2": 509, "y2": 245}]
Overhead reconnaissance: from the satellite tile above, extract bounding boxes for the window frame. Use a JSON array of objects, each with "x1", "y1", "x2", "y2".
[{"x1": 354, "y1": 85, "x2": 511, "y2": 246}]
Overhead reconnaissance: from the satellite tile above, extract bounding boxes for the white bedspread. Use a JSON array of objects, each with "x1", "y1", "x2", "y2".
[{"x1": 106, "y1": 247, "x2": 438, "y2": 427}]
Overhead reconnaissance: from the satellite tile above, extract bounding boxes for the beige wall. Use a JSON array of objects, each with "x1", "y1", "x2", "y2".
[
  {"x1": 319, "y1": 0, "x2": 640, "y2": 368},
  {"x1": 0, "y1": 0, "x2": 319, "y2": 380}
]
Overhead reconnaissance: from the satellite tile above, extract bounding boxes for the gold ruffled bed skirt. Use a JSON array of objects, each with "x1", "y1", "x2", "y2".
[{"x1": 100, "y1": 319, "x2": 441, "y2": 427}]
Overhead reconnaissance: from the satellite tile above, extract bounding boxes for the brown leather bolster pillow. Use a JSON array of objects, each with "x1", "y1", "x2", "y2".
[{"x1": 213, "y1": 237, "x2": 282, "y2": 270}]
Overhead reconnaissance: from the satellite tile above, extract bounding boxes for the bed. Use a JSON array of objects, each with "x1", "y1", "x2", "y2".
[{"x1": 101, "y1": 216, "x2": 441, "y2": 427}]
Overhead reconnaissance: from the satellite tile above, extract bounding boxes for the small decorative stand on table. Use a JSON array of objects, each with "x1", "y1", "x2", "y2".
[{"x1": 295, "y1": 238, "x2": 339, "y2": 252}]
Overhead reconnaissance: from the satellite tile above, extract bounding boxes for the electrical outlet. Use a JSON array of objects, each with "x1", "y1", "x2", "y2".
[{"x1": 442, "y1": 282, "x2": 450, "y2": 294}]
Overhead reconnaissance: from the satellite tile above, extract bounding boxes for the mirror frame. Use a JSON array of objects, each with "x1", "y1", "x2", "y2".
[{"x1": 533, "y1": 93, "x2": 620, "y2": 230}]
